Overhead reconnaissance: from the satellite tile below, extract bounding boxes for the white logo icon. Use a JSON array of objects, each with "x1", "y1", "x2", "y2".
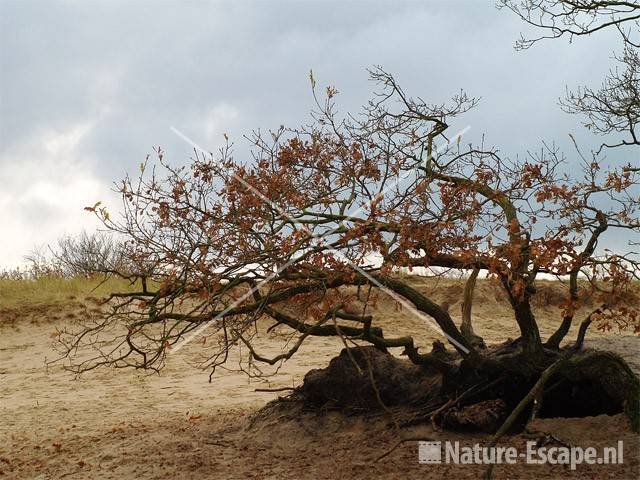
[{"x1": 419, "y1": 441, "x2": 442, "y2": 464}]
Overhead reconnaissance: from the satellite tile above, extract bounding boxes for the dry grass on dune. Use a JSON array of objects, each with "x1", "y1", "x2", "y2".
[
  {"x1": 0, "y1": 276, "x2": 141, "y2": 328},
  {"x1": 0, "y1": 275, "x2": 140, "y2": 308}
]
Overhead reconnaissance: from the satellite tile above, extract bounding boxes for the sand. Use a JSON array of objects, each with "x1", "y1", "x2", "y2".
[{"x1": 1, "y1": 279, "x2": 639, "y2": 479}]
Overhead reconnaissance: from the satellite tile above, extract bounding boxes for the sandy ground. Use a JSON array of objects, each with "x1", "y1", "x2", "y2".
[{"x1": 1, "y1": 279, "x2": 639, "y2": 479}]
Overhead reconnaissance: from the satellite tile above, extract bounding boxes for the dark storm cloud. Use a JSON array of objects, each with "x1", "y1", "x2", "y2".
[{"x1": 0, "y1": 0, "x2": 628, "y2": 266}]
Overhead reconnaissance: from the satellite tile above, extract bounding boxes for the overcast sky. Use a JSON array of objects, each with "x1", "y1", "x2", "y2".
[{"x1": 0, "y1": 0, "x2": 628, "y2": 268}]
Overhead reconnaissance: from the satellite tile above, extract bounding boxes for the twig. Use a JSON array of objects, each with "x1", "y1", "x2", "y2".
[
  {"x1": 375, "y1": 435, "x2": 435, "y2": 462},
  {"x1": 431, "y1": 398, "x2": 456, "y2": 431},
  {"x1": 254, "y1": 386, "x2": 296, "y2": 393}
]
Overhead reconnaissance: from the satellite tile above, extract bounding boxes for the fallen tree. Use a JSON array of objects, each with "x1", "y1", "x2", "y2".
[{"x1": 55, "y1": 50, "x2": 639, "y2": 441}]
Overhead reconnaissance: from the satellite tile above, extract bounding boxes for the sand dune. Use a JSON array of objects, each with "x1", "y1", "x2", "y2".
[{"x1": 1, "y1": 278, "x2": 638, "y2": 479}]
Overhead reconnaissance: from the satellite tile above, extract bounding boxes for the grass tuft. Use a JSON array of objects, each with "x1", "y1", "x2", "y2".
[{"x1": 0, "y1": 275, "x2": 140, "y2": 308}]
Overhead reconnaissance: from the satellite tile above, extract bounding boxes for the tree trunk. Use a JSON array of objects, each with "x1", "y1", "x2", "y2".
[
  {"x1": 460, "y1": 268, "x2": 482, "y2": 346},
  {"x1": 514, "y1": 300, "x2": 543, "y2": 357}
]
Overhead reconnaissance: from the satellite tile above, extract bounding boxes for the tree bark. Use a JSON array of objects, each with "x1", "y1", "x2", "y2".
[
  {"x1": 512, "y1": 297, "x2": 543, "y2": 358},
  {"x1": 379, "y1": 277, "x2": 474, "y2": 356},
  {"x1": 461, "y1": 268, "x2": 480, "y2": 342}
]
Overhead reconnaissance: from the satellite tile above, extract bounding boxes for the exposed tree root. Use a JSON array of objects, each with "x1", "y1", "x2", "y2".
[
  {"x1": 251, "y1": 342, "x2": 638, "y2": 470},
  {"x1": 483, "y1": 350, "x2": 573, "y2": 479},
  {"x1": 291, "y1": 342, "x2": 639, "y2": 448},
  {"x1": 296, "y1": 343, "x2": 639, "y2": 425}
]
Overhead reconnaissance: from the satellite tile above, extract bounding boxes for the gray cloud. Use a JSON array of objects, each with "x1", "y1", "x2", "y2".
[{"x1": 0, "y1": 0, "x2": 629, "y2": 266}]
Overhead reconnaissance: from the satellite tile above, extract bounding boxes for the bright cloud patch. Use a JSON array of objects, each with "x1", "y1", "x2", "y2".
[{"x1": 0, "y1": 122, "x2": 118, "y2": 267}]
